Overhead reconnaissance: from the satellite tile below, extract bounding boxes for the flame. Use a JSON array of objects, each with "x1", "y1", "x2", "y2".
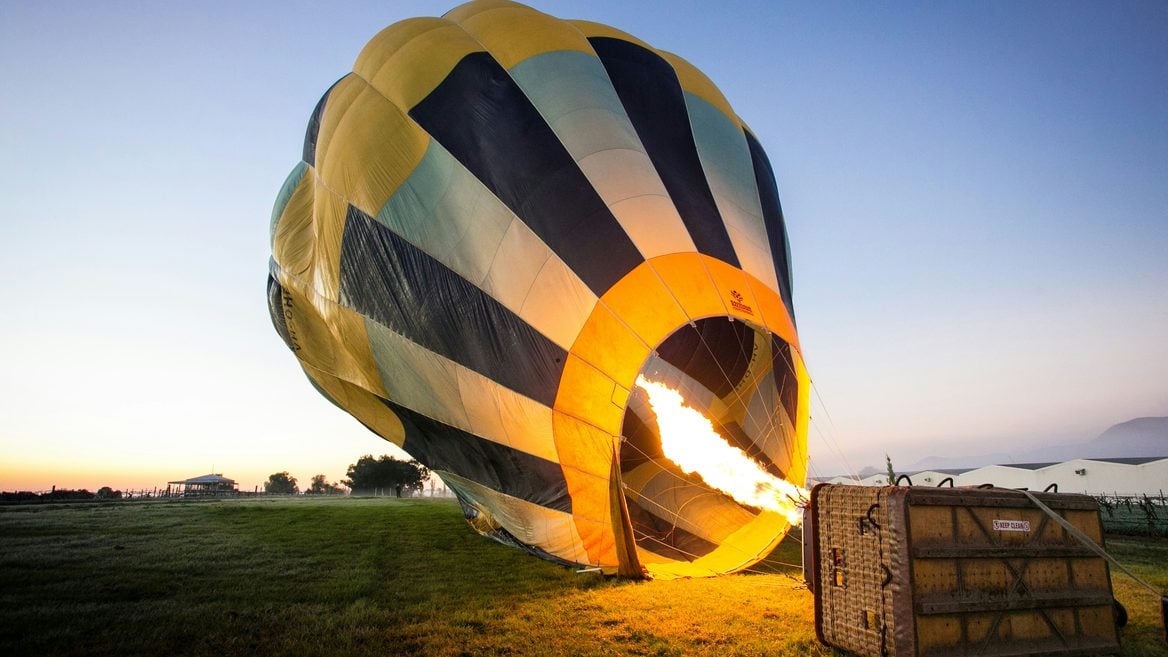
[{"x1": 634, "y1": 376, "x2": 808, "y2": 525}]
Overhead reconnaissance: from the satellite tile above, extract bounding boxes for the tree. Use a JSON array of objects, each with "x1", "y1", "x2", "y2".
[
  {"x1": 885, "y1": 454, "x2": 897, "y2": 486},
  {"x1": 344, "y1": 455, "x2": 429, "y2": 497},
  {"x1": 264, "y1": 471, "x2": 299, "y2": 495},
  {"x1": 307, "y1": 474, "x2": 344, "y2": 495}
]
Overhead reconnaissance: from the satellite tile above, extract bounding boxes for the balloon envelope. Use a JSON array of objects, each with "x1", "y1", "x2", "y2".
[{"x1": 268, "y1": 0, "x2": 808, "y2": 578}]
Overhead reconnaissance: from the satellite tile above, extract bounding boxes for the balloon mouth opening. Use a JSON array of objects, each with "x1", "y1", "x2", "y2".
[{"x1": 619, "y1": 315, "x2": 803, "y2": 570}]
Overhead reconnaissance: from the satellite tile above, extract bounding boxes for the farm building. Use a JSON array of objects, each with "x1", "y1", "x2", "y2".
[
  {"x1": 898, "y1": 469, "x2": 970, "y2": 487},
  {"x1": 817, "y1": 473, "x2": 891, "y2": 486},
  {"x1": 817, "y1": 468, "x2": 970, "y2": 487},
  {"x1": 167, "y1": 473, "x2": 238, "y2": 497},
  {"x1": 815, "y1": 456, "x2": 1167, "y2": 496}
]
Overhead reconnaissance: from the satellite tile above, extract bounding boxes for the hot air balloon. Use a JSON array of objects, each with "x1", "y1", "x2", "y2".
[{"x1": 268, "y1": 0, "x2": 808, "y2": 579}]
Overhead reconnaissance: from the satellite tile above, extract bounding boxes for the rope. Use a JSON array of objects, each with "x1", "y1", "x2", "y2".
[{"x1": 807, "y1": 378, "x2": 862, "y2": 483}]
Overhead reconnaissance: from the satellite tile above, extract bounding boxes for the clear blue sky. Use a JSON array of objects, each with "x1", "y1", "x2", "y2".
[{"x1": 1, "y1": 0, "x2": 1164, "y2": 490}]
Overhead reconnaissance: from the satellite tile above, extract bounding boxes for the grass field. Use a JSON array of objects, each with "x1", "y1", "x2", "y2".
[{"x1": 1, "y1": 497, "x2": 1164, "y2": 657}]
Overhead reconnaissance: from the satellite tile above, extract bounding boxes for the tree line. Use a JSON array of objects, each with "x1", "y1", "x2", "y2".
[{"x1": 263, "y1": 455, "x2": 430, "y2": 497}]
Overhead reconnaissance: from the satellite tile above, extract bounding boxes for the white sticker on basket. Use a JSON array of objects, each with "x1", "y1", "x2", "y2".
[{"x1": 992, "y1": 519, "x2": 1031, "y2": 532}]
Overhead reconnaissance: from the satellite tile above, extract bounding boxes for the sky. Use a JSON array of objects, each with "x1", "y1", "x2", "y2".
[{"x1": 1, "y1": 1, "x2": 1164, "y2": 492}]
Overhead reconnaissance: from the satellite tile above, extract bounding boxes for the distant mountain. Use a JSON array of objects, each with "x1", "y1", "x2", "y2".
[
  {"x1": 898, "y1": 416, "x2": 1167, "y2": 473},
  {"x1": 1081, "y1": 417, "x2": 1168, "y2": 459},
  {"x1": 903, "y1": 452, "x2": 1015, "y2": 472}
]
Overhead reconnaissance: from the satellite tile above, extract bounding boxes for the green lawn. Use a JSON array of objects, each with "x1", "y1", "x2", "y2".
[{"x1": 1, "y1": 497, "x2": 1164, "y2": 656}]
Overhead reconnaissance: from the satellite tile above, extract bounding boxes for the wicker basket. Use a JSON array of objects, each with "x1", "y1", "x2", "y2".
[{"x1": 808, "y1": 484, "x2": 1121, "y2": 657}]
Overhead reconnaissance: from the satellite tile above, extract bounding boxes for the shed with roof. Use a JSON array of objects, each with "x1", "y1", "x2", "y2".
[{"x1": 168, "y1": 473, "x2": 238, "y2": 497}]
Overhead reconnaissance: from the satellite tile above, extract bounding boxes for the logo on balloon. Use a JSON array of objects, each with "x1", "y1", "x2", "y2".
[{"x1": 729, "y1": 289, "x2": 753, "y2": 315}]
